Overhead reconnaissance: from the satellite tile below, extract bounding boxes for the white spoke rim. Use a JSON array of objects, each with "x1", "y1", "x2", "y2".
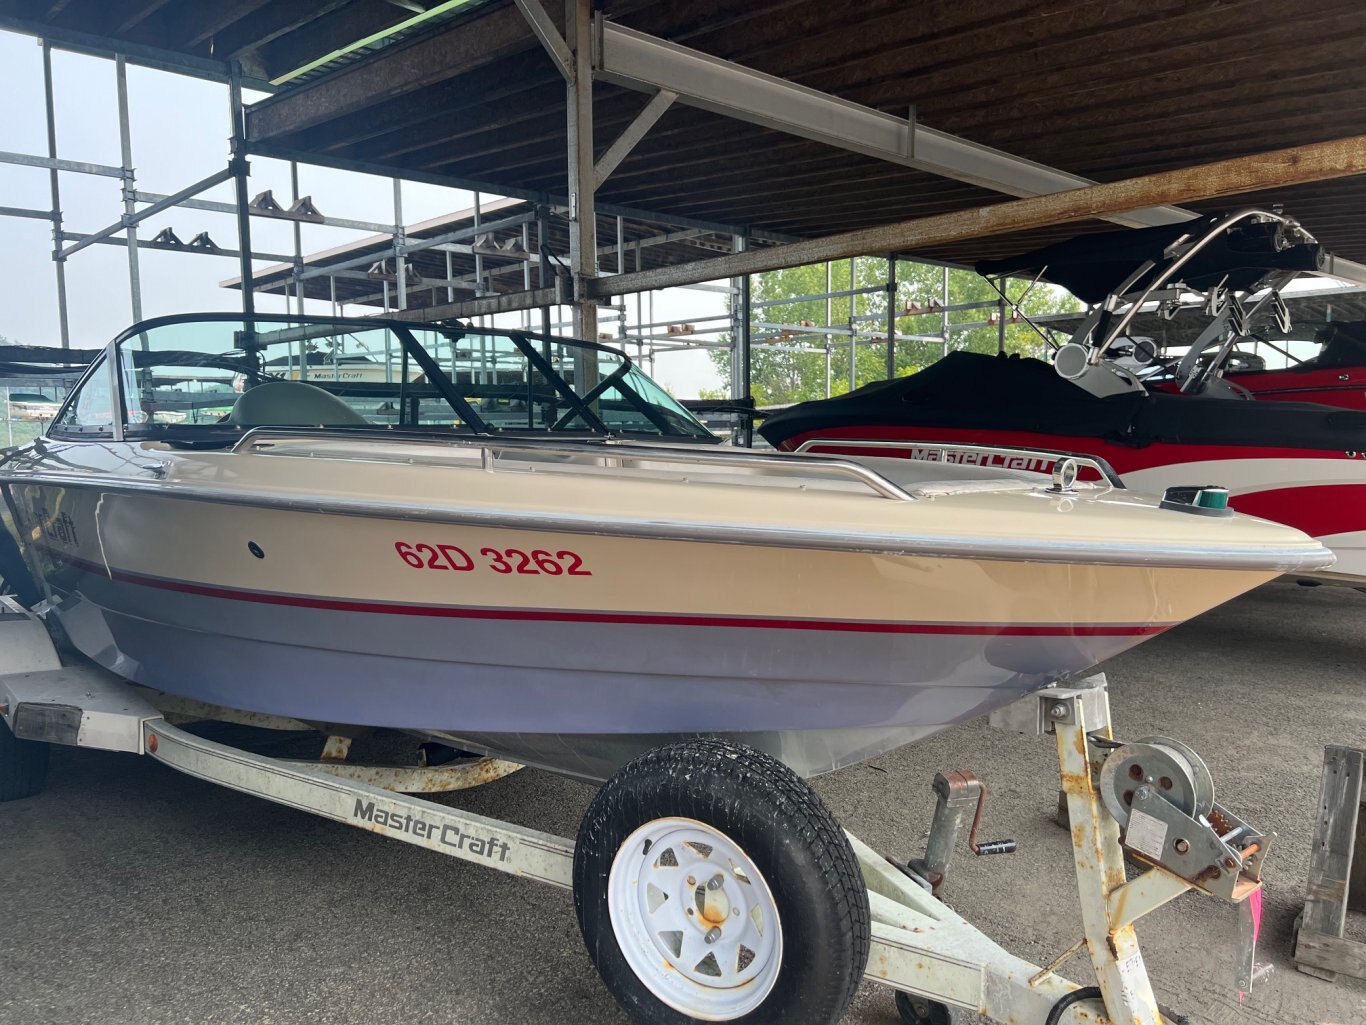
[{"x1": 607, "y1": 816, "x2": 783, "y2": 1020}]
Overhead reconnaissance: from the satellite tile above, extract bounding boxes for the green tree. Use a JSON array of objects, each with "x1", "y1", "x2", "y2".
[{"x1": 705, "y1": 258, "x2": 1080, "y2": 405}]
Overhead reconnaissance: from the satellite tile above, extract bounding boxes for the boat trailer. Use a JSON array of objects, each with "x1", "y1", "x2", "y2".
[{"x1": 0, "y1": 595, "x2": 1267, "y2": 1025}]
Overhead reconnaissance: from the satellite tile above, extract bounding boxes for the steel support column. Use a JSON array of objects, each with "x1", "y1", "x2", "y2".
[
  {"x1": 394, "y1": 178, "x2": 407, "y2": 310},
  {"x1": 731, "y1": 234, "x2": 751, "y2": 401},
  {"x1": 523, "y1": 220, "x2": 532, "y2": 330},
  {"x1": 824, "y1": 262, "x2": 832, "y2": 398},
  {"x1": 848, "y1": 259, "x2": 857, "y2": 392},
  {"x1": 473, "y1": 190, "x2": 483, "y2": 296},
  {"x1": 229, "y1": 65, "x2": 255, "y2": 317},
  {"x1": 41, "y1": 42, "x2": 69, "y2": 349},
  {"x1": 114, "y1": 57, "x2": 142, "y2": 324},
  {"x1": 886, "y1": 255, "x2": 897, "y2": 379},
  {"x1": 565, "y1": 0, "x2": 597, "y2": 344},
  {"x1": 941, "y1": 266, "x2": 950, "y2": 360},
  {"x1": 537, "y1": 204, "x2": 552, "y2": 335},
  {"x1": 996, "y1": 277, "x2": 1007, "y2": 355},
  {"x1": 290, "y1": 162, "x2": 304, "y2": 315}
]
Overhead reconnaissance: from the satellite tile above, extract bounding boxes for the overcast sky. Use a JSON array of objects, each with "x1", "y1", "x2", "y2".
[{"x1": 0, "y1": 30, "x2": 726, "y2": 396}]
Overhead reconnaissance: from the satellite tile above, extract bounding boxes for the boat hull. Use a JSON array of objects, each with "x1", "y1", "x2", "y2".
[
  {"x1": 6, "y1": 482, "x2": 1273, "y2": 779},
  {"x1": 790, "y1": 428, "x2": 1366, "y2": 586}
]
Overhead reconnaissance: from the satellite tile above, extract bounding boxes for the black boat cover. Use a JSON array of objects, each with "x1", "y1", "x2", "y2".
[
  {"x1": 975, "y1": 215, "x2": 1325, "y2": 305},
  {"x1": 1304, "y1": 321, "x2": 1366, "y2": 370},
  {"x1": 758, "y1": 351, "x2": 1366, "y2": 453}
]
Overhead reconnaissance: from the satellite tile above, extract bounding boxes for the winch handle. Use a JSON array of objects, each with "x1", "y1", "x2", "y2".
[{"x1": 966, "y1": 776, "x2": 1017, "y2": 856}]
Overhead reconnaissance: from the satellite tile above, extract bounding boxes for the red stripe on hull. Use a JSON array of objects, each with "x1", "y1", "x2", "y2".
[
  {"x1": 48, "y1": 551, "x2": 1171, "y2": 638},
  {"x1": 1231, "y1": 370, "x2": 1366, "y2": 411},
  {"x1": 1150, "y1": 372, "x2": 1366, "y2": 411}
]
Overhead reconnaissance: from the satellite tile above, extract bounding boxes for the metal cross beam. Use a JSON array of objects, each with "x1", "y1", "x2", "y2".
[
  {"x1": 594, "y1": 20, "x2": 1188, "y2": 231},
  {"x1": 57, "y1": 166, "x2": 236, "y2": 261},
  {"x1": 0, "y1": 150, "x2": 123, "y2": 179},
  {"x1": 594, "y1": 89, "x2": 678, "y2": 190},
  {"x1": 513, "y1": 0, "x2": 572, "y2": 82},
  {"x1": 388, "y1": 286, "x2": 564, "y2": 322}
]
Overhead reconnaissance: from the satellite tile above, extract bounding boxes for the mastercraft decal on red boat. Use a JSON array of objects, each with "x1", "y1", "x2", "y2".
[
  {"x1": 789, "y1": 427, "x2": 1354, "y2": 473},
  {"x1": 52, "y1": 552, "x2": 1172, "y2": 638}
]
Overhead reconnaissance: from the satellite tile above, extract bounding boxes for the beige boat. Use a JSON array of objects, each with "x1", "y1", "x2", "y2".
[{"x1": 0, "y1": 314, "x2": 1333, "y2": 779}]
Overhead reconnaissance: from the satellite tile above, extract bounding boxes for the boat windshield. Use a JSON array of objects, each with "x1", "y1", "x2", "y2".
[{"x1": 48, "y1": 315, "x2": 714, "y2": 442}]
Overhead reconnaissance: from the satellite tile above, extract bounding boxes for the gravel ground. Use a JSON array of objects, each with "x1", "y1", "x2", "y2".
[{"x1": 1, "y1": 579, "x2": 1363, "y2": 1025}]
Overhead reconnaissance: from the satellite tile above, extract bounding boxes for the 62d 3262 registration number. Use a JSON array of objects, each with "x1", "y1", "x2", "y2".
[{"x1": 393, "y1": 541, "x2": 592, "y2": 576}]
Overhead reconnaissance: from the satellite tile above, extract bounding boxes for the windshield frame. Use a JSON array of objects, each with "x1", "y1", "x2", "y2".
[{"x1": 46, "y1": 312, "x2": 714, "y2": 444}]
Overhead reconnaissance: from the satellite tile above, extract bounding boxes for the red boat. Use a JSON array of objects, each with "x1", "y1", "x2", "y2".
[
  {"x1": 1153, "y1": 321, "x2": 1366, "y2": 411},
  {"x1": 760, "y1": 211, "x2": 1366, "y2": 587}
]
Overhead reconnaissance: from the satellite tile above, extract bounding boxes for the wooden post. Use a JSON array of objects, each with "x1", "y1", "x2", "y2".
[{"x1": 1294, "y1": 745, "x2": 1366, "y2": 982}]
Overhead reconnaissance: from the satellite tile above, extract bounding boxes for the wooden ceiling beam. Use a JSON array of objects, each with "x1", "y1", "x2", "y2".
[
  {"x1": 249, "y1": 0, "x2": 417, "y2": 77},
  {"x1": 588, "y1": 135, "x2": 1366, "y2": 298},
  {"x1": 887, "y1": 13, "x2": 1366, "y2": 128},
  {"x1": 246, "y1": 3, "x2": 539, "y2": 140},
  {"x1": 311, "y1": 58, "x2": 560, "y2": 154},
  {"x1": 112, "y1": 0, "x2": 172, "y2": 34},
  {"x1": 181, "y1": 0, "x2": 353, "y2": 61},
  {"x1": 118, "y1": 0, "x2": 270, "y2": 50},
  {"x1": 183, "y1": 0, "x2": 273, "y2": 48}
]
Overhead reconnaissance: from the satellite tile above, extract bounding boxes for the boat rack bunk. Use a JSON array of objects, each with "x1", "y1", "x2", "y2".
[{"x1": 0, "y1": 596, "x2": 1267, "y2": 1025}]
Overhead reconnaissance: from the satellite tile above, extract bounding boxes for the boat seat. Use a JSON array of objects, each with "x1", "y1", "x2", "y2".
[{"x1": 228, "y1": 380, "x2": 370, "y2": 427}]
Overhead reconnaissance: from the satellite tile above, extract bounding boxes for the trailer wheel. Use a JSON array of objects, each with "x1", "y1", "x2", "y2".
[
  {"x1": 574, "y1": 739, "x2": 870, "y2": 1025},
  {"x1": 895, "y1": 991, "x2": 956, "y2": 1025},
  {"x1": 0, "y1": 717, "x2": 50, "y2": 801}
]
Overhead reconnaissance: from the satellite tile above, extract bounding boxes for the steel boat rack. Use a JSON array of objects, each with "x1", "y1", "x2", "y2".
[{"x1": 1, "y1": 596, "x2": 1268, "y2": 1025}]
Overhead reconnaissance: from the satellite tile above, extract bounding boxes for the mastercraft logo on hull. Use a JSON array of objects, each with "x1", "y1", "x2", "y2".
[{"x1": 906, "y1": 447, "x2": 1054, "y2": 472}]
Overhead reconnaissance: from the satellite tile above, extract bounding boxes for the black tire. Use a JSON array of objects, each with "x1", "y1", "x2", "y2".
[
  {"x1": 895, "y1": 991, "x2": 956, "y2": 1025},
  {"x1": 574, "y1": 738, "x2": 871, "y2": 1025},
  {"x1": 0, "y1": 716, "x2": 50, "y2": 801}
]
